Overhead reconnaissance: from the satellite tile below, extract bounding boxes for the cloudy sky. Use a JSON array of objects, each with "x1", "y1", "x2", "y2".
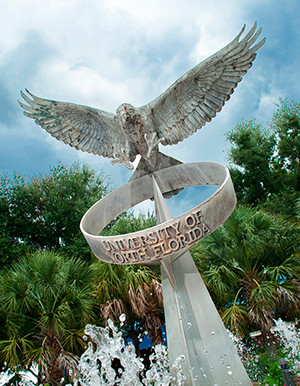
[{"x1": 0, "y1": 0, "x2": 299, "y2": 214}]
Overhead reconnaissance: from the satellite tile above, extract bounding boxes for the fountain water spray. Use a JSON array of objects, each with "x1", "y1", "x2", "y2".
[{"x1": 73, "y1": 316, "x2": 185, "y2": 386}]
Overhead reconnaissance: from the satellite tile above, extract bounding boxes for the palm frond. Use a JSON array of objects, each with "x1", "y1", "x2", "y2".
[
  {"x1": 100, "y1": 299, "x2": 125, "y2": 321},
  {"x1": 150, "y1": 279, "x2": 164, "y2": 307},
  {"x1": 24, "y1": 345, "x2": 52, "y2": 378},
  {"x1": 62, "y1": 328, "x2": 86, "y2": 354},
  {"x1": 57, "y1": 350, "x2": 80, "y2": 380},
  {"x1": 202, "y1": 265, "x2": 238, "y2": 302},
  {"x1": 222, "y1": 303, "x2": 249, "y2": 337},
  {"x1": 248, "y1": 280, "x2": 277, "y2": 330},
  {"x1": 128, "y1": 285, "x2": 147, "y2": 318},
  {"x1": 0, "y1": 336, "x2": 33, "y2": 369}
]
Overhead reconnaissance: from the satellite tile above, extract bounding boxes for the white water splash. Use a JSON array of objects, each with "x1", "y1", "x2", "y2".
[
  {"x1": 3, "y1": 318, "x2": 298, "y2": 385},
  {"x1": 73, "y1": 320, "x2": 185, "y2": 385}
]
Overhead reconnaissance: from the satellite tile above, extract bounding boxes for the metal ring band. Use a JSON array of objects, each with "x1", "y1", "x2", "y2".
[{"x1": 80, "y1": 162, "x2": 236, "y2": 264}]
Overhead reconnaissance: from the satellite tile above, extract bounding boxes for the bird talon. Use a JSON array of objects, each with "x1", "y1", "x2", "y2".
[
  {"x1": 111, "y1": 150, "x2": 134, "y2": 170},
  {"x1": 145, "y1": 132, "x2": 161, "y2": 158}
]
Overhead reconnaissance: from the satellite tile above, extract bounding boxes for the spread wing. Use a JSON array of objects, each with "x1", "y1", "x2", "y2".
[
  {"x1": 140, "y1": 22, "x2": 265, "y2": 146},
  {"x1": 18, "y1": 89, "x2": 136, "y2": 161}
]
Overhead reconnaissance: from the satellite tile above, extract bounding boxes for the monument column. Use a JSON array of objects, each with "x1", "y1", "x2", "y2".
[{"x1": 153, "y1": 177, "x2": 252, "y2": 385}]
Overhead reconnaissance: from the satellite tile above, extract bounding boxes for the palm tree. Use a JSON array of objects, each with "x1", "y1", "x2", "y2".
[
  {"x1": 191, "y1": 206, "x2": 300, "y2": 357},
  {"x1": 0, "y1": 251, "x2": 95, "y2": 384},
  {"x1": 92, "y1": 210, "x2": 164, "y2": 352},
  {"x1": 92, "y1": 260, "x2": 164, "y2": 354}
]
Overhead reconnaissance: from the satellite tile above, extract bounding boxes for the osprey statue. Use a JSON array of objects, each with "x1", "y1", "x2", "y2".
[{"x1": 19, "y1": 23, "x2": 265, "y2": 180}]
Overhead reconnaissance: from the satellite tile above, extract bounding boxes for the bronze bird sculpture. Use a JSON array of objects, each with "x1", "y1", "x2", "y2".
[{"x1": 19, "y1": 22, "x2": 265, "y2": 180}]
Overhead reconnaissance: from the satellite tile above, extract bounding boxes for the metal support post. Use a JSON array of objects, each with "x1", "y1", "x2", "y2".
[{"x1": 153, "y1": 177, "x2": 252, "y2": 385}]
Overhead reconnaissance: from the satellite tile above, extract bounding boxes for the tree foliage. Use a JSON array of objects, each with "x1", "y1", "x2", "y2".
[
  {"x1": 94, "y1": 213, "x2": 164, "y2": 352},
  {"x1": 101, "y1": 211, "x2": 156, "y2": 236},
  {"x1": 92, "y1": 260, "x2": 164, "y2": 353},
  {"x1": 0, "y1": 251, "x2": 95, "y2": 384},
  {"x1": 226, "y1": 120, "x2": 278, "y2": 204},
  {"x1": 0, "y1": 162, "x2": 109, "y2": 264},
  {"x1": 226, "y1": 100, "x2": 300, "y2": 217},
  {"x1": 191, "y1": 206, "x2": 300, "y2": 341},
  {"x1": 271, "y1": 99, "x2": 300, "y2": 191},
  {"x1": 0, "y1": 160, "x2": 164, "y2": 373},
  {"x1": 0, "y1": 103, "x2": 299, "y2": 380}
]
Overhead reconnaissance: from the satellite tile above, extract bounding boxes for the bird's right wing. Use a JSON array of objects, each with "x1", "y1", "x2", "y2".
[
  {"x1": 19, "y1": 89, "x2": 135, "y2": 161},
  {"x1": 141, "y1": 22, "x2": 265, "y2": 146}
]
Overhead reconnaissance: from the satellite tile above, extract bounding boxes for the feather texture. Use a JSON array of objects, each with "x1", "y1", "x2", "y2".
[
  {"x1": 139, "y1": 22, "x2": 265, "y2": 146},
  {"x1": 18, "y1": 89, "x2": 136, "y2": 162},
  {"x1": 19, "y1": 23, "x2": 265, "y2": 173}
]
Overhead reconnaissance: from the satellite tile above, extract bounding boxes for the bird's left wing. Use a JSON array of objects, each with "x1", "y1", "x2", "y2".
[
  {"x1": 18, "y1": 89, "x2": 135, "y2": 162},
  {"x1": 140, "y1": 22, "x2": 265, "y2": 146}
]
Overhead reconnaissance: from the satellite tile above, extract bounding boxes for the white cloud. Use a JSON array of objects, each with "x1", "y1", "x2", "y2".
[
  {"x1": 0, "y1": 0, "x2": 299, "y2": 188},
  {"x1": 34, "y1": 60, "x2": 133, "y2": 111}
]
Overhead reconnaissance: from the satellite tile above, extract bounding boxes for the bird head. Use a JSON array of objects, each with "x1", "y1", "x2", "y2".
[{"x1": 116, "y1": 103, "x2": 136, "y2": 124}]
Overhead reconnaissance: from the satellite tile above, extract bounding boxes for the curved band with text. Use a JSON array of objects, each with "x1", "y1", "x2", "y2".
[{"x1": 80, "y1": 162, "x2": 236, "y2": 265}]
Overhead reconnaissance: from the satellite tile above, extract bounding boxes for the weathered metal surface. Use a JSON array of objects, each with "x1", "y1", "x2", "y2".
[
  {"x1": 80, "y1": 162, "x2": 236, "y2": 265},
  {"x1": 154, "y1": 177, "x2": 252, "y2": 385}
]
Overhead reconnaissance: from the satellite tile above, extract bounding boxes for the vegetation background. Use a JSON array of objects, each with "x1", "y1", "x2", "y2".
[{"x1": 0, "y1": 100, "x2": 299, "y2": 384}]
